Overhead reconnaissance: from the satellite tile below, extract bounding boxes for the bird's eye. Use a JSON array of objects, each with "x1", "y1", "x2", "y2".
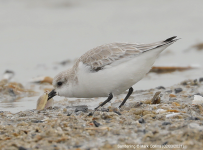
[{"x1": 57, "y1": 81, "x2": 63, "y2": 86}]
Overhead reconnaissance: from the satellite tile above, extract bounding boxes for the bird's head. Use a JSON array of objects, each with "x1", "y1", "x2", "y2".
[{"x1": 48, "y1": 70, "x2": 69, "y2": 100}]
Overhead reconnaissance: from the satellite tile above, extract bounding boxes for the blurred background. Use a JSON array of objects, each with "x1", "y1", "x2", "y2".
[{"x1": 1, "y1": 0, "x2": 203, "y2": 112}]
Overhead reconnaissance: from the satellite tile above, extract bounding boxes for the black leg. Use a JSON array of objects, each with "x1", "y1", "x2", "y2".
[
  {"x1": 119, "y1": 87, "x2": 133, "y2": 109},
  {"x1": 94, "y1": 93, "x2": 113, "y2": 111},
  {"x1": 87, "y1": 93, "x2": 113, "y2": 116}
]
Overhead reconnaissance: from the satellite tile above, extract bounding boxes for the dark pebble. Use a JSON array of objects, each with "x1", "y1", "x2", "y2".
[
  {"x1": 134, "y1": 102, "x2": 143, "y2": 108},
  {"x1": 75, "y1": 107, "x2": 88, "y2": 113},
  {"x1": 93, "y1": 120, "x2": 101, "y2": 127},
  {"x1": 87, "y1": 112, "x2": 93, "y2": 116},
  {"x1": 138, "y1": 118, "x2": 145, "y2": 123},
  {"x1": 165, "y1": 90, "x2": 172, "y2": 93},
  {"x1": 162, "y1": 122, "x2": 171, "y2": 125},
  {"x1": 156, "y1": 86, "x2": 165, "y2": 89},
  {"x1": 113, "y1": 110, "x2": 121, "y2": 115},
  {"x1": 67, "y1": 112, "x2": 72, "y2": 116},
  {"x1": 32, "y1": 120, "x2": 44, "y2": 123},
  {"x1": 174, "y1": 88, "x2": 182, "y2": 94},
  {"x1": 162, "y1": 141, "x2": 168, "y2": 146},
  {"x1": 169, "y1": 98, "x2": 177, "y2": 101},
  {"x1": 188, "y1": 117, "x2": 200, "y2": 120},
  {"x1": 199, "y1": 77, "x2": 203, "y2": 82},
  {"x1": 18, "y1": 146, "x2": 27, "y2": 150}
]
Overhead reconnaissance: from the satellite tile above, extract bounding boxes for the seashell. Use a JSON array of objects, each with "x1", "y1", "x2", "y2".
[
  {"x1": 192, "y1": 95, "x2": 203, "y2": 105},
  {"x1": 36, "y1": 91, "x2": 48, "y2": 110},
  {"x1": 30, "y1": 76, "x2": 53, "y2": 84},
  {"x1": 166, "y1": 113, "x2": 180, "y2": 118}
]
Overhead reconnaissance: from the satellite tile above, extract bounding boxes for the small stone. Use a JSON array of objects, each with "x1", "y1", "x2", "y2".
[
  {"x1": 32, "y1": 120, "x2": 44, "y2": 123},
  {"x1": 87, "y1": 112, "x2": 93, "y2": 116},
  {"x1": 199, "y1": 77, "x2": 203, "y2": 82},
  {"x1": 156, "y1": 86, "x2": 165, "y2": 89},
  {"x1": 138, "y1": 118, "x2": 145, "y2": 123},
  {"x1": 93, "y1": 120, "x2": 101, "y2": 127},
  {"x1": 19, "y1": 146, "x2": 27, "y2": 150},
  {"x1": 101, "y1": 108, "x2": 109, "y2": 112},
  {"x1": 174, "y1": 88, "x2": 182, "y2": 94},
  {"x1": 165, "y1": 90, "x2": 172, "y2": 93},
  {"x1": 75, "y1": 106, "x2": 88, "y2": 113},
  {"x1": 162, "y1": 122, "x2": 171, "y2": 125},
  {"x1": 67, "y1": 112, "x2": 72, "y2": 116},
  {"x1": 169, "y1": 98, "x2": 177, "y2": 101}
]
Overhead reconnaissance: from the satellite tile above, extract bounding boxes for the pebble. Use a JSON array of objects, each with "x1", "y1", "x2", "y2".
[
  {"x1": 162, "y1": 122, "x2": 171, "y2": 125},
  {"x1": 18, "y1": 146, "x2": 27, "y2": 150},
  {"x1": 156, "y1": 86, "x2": 165, "y2": 89},
  {"x1": 67, "y1": 112, "x2": 72, "y2": 116},
  {"x1": 74, "y1": 106, "x2": 88, "y2": 113},
  {"x1": 199, "y1": 77, "x2": 203, "y2": 82},
  {"x1": 93, "y1": 120, "x2": 101, "y2": 127},
  {"x1": 174, "y1": 88, "x2": 183, "y2": 94},
  {"x1": 138, "y1": 118, "x2": 145, "y2": 123}
]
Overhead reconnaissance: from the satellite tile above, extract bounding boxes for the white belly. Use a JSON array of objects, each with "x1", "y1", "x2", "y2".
[{"x1": 71, "y1": 46, "x2": 166, "y2": 98}]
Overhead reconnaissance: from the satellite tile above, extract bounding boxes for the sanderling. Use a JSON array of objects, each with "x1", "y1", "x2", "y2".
[{"x1": 48, "y1": 36, "x2": 179, "y2": 112}]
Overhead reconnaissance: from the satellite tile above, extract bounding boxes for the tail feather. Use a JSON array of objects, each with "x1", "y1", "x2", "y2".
[{"x1": 164, "y1": 36, "x2": 177, "y2": 42}]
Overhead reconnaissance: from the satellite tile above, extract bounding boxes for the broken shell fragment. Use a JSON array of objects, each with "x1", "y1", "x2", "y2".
[
  {"x1": 36, "y1": 91, "x2": 48, "y2": 110},
  {"x1": 151, "y1": 91, "x2": 161, "y2": 104}
]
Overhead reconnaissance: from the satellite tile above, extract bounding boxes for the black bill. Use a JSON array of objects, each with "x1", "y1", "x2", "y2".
[{"x1": 48, "y1": 89, "x2": 56, "y2": 100}]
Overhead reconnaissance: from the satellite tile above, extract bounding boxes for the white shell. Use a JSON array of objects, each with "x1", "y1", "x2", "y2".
[{"x1": 192, "y1": 95, "x2": 203, "y2": 105}]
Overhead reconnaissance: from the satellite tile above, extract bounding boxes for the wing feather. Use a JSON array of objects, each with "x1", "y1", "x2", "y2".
[{"x1": 77, "y1": 37, "x2": 177, "y2": 72}]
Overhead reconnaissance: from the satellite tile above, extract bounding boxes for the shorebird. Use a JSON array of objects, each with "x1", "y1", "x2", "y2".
[{"x1": 48, "y1": 36, "x2": 178, "y2": 112}]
